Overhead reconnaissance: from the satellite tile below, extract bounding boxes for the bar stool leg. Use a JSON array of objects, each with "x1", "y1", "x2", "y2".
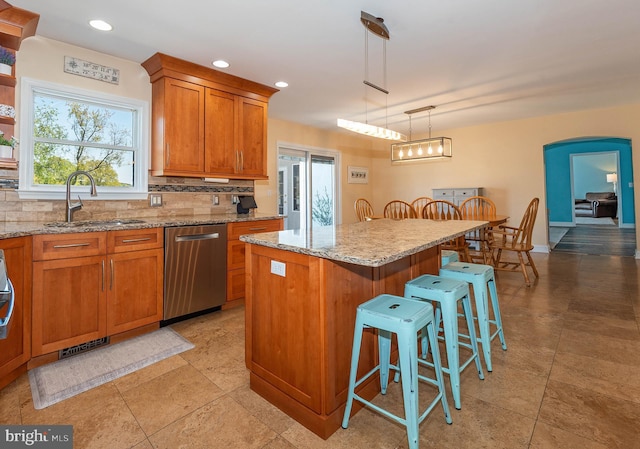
[
  {"x1": 342, "y1": 316, "x2": 364, "y2": 428},
  {"x1": 426, "y1": 318, "x2": 452, "y2": 425},
  {"x1": 461, "y1": 294, "x2": 485, "y2": 380},
  {"x1": 469, "y1": 278, "x2": 492, "y2": 372},
  {"x1": 379, "y1": 329, "x2": 392, "y2": 394},
  {"x1": 488, "y1": 278, "x2": 507, "y2": 350},
  {"x1": 440, "y1": 298, "x2": 463, "y2": 409},
  {"x1": 397, "y1": 326, "x2": 419, "y2": 449}
]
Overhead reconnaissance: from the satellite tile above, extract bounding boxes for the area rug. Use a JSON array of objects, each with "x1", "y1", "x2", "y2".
[
  {"x1": 575, "y1": 217, "x2": 616, "y2": 225},
  {"x1": 28, "y1": 327, "x2": 194, "y2": 410},
  {"x1": 548, "y1": 226, "x2": 570, "y2": 249}
]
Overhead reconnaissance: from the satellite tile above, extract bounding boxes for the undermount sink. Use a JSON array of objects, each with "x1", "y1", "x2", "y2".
[{"x1": 45, "y1": 218, "x2": 146, "y2": 228}]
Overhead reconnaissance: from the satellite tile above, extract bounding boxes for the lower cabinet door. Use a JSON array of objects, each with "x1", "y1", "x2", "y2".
[
  {"x1": 0, "y1": 237, "x2": 32, "y2": 389},
  {"x1": 32, "y1": 255, "x2": 107, "y2": 356},
  {"x1": 107, "y1": 248, "x2": 163, "y2": 335}
]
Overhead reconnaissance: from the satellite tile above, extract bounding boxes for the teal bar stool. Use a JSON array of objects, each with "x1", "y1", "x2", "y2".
[
  {"x1": 441, "y1": 250, "x2": 459, "y2": 266},
  {"x1": 404, "y1": 275, "x2": 484, "y2": 410},
  {"x1": 342, "y1": 294, "x2": 452, "y2": 449},
  {"x1": 439, "y1": 261, "x2": 507, "y2": 372}
]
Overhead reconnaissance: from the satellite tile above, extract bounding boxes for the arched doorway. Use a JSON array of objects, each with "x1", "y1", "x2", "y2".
[{"x1": 543, "y1": 137, "x2": 636, "y2": 256}]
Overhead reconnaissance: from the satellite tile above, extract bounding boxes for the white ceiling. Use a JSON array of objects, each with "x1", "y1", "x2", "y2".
[{"x1": 11, "y1": 0, "x2": 640, "y2": 136}]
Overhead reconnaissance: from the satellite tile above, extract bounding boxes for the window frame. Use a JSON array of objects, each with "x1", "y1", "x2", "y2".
[{"x1": 18, "y1": 77, "x2": 149, "y2": 200}]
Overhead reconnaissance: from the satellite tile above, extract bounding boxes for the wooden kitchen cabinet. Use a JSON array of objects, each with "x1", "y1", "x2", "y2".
[
  {"x1": 0, "y1": 236, "x2": 32, "y2": 390},
  {"x1": 226, "y1": 219, "x2": 283, "y2": 307},
  {"x1": 32, "y1": 228, "x2": 163, "y2": 356},
  {"x1": 142, "y1": 52, "x2": 277, "y2": 179}
]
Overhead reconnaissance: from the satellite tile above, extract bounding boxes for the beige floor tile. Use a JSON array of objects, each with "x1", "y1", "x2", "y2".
[
  {"x1": 197, "y1": 353, "x2": 250, "y2": 392},
  {"x1": 148, "y1": 395, "x2": 277, "y2": 449},
  {"x1": 261, "y1": 435, "x2": 298, "y2": 449},
  {"x1": 459, "y1": 365, "x2": 547, "y2": 419},
  {"x1": 68, "y1": 396, "x2": 147, "y2": 449},
  {"x1": 538, "y1": 379, "x2": 640, "y2": 448},
  {"x1": 557, "y1": 328, "x2": 640, "y2": 367},
  {"x1": 566, "y1": 295, "x2": 636, "y2": 321},
  {"x1": 113, "y1": 354, "x2": 189, "y2": 393},
  {"x1": 0, "y1": 380, "x2": 21, "y2": 424},
  {"x1": 549, "y1": 351, "x2": 640, "y2": 404},
  {"x1": 228, "y1": 384, "x2": 297, "y2": 435},
  {"x1": 488, "y1": 337, "x2": 555, "y2": 377},
  {"x1": 409, "y1": 395, "x2": 536, "y2": 449},
  {"x1": 529, "y1": 421, "x2": 610, "y2": 449},
  {"x1": 561, "y1": 311, "x2": 640, "y2": 341},
  {"x1": 121, "y1": 364, "x2": 224, "y2": 435},
  {"x1": 131, "y1": 439, "x2": 154, "y2": 449}
]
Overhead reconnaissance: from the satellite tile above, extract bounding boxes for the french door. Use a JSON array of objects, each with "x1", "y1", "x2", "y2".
[{"x1": 277, "y1": 145, "x2": 340, "y2": 230}]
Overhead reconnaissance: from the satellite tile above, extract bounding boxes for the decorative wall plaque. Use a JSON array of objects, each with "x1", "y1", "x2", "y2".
[
  {"x1": 347, "y1": 166, "x2": 369, "y2": 184},
  {"x1": 63, "y1": 56, "x2": 120, "y2": 85}
]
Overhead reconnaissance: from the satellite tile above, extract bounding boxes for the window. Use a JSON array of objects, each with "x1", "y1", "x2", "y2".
[{"x1": 19, "y1": 78, "x2": 149, "y2": 199}]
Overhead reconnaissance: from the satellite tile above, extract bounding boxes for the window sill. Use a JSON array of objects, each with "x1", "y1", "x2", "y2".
[{"x1": 17, "y1": 189, "x2": 150, "y2": 201}]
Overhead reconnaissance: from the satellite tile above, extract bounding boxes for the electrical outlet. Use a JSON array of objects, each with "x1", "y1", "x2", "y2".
[
  {"x1": 213, "y1": 194, "x2": 219, "y2": 205},
  {"x1": 270, "y1": 260, "x2": 286, "y2": 277},
  {"x1": 231, "y1": 195, "x2": 239, "y2": 204},
  {"x1": 149, "y1": 193, "x2": 162, "y2": 207}
]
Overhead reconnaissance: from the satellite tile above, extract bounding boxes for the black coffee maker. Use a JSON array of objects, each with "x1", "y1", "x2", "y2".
[{"x1": 237, "y1": 195, "x2": 257, "y2": 214}]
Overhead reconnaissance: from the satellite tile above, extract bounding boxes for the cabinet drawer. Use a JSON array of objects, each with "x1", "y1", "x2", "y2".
[
  {"x1": 227, "y1": 268, "x2": 246, "y2": 301},
  {"x1": 107, "y1": 228, "x2": 164, "y2": 253},
  {"x1": 432, "y1": 189, "x2": 454, "y2": 199},
  {"x1": 228, "y1": 219, "x2": 283, "y2": 240},
  {"x1": 454, "y1": 189, "x2": 477, "y2": 198},
  {"x1": 33, "y1": 232, "x2": 107, "y2": 261}
]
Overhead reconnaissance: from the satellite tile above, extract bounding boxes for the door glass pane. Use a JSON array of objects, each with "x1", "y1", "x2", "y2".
[{"x1": 311, "y1": 155, "x2": 335, "y2": 227}]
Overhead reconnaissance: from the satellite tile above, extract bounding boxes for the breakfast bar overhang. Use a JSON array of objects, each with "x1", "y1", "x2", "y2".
[{"x1": 240, "y1": 218, "x2": 487, "y2": 439}]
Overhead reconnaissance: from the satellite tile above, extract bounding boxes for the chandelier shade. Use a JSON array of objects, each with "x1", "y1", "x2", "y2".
[
  {"x1": 337, "y1": 119, "x2": 407, "y2": 141},
  {"x1": 391, "y1": 137, "x2": 452, "y2": 162},
  {"x1": 391, "y1": 105, "x2": 452, "y2": 162}
]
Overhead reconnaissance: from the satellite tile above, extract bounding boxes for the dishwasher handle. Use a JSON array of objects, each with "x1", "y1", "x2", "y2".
[
  {"x1": 175, "y1": 233, "x2": 221, "y2": 242},
  {"x1": 0, "y1": 279, "x2": 14, "y2": 340}
]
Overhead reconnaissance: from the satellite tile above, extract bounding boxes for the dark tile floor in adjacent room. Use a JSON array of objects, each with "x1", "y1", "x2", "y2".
[
  {"x1": 1, "y1": 252, "x2": 639, "y2": 448},
  {"x1": 553, "y1": 223, "x2": 636, "y2": 257}
]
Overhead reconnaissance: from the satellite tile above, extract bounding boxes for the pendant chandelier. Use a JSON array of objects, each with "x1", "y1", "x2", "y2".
[
  {"x1": 391, "y1": 106, "x2": 452, "y2": 162},
  {"x1": 337, "y1": 11, "x2": 406, "y2": 142}
]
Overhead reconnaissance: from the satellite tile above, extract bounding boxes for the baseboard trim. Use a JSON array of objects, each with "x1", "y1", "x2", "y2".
[{"x1": 549, "y1": 221, "x2": 575, "y2": 227}]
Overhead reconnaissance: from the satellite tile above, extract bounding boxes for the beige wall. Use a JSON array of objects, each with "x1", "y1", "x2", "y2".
[{"x1": 369, "y1": 104, "x2": 640, "y2": 250}]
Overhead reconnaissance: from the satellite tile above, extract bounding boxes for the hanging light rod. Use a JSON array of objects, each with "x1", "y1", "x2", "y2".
[
  {"x1": 404, "y1": 105, "x2": 436, "y2": 115},
  {"x1": 363, "y1": 80, "x2": 389, "y2": 95}
]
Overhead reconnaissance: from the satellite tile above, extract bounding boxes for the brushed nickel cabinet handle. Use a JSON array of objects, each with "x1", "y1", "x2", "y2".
[
  {"x1": 101, "y1": 260, "x2": 105, "y2": 292},
  {"x1": 53, "y1": 242, "x2": 91, "y2": 249},
  {"x1": 249, "y1": 227, "x2": 267, "y2": 231},
  {"x1": 122, "y1": 237, "x2": 151, "y2": 243},
  {"x1": 240, "y1": 151, "x2": 244, "y2": 171},
  {"x1": 166, "y1": 143, "x2": 170, "y2": 166}
]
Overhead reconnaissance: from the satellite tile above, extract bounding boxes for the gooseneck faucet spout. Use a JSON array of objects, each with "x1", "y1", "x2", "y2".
[{"x1": 66, "y1": 170, "x2": 98, "y2": 222}]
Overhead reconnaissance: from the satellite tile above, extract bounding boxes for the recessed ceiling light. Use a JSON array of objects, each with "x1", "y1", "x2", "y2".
[
  {"x1": 212, "y1": 60, "x2": 230, "y2": 68},
  {"x1": 275, "y1": 81, "x2": 288, "y2": 88},
  {"x1": 89, "y1": 19, "x2": 113, "y2": 31}
]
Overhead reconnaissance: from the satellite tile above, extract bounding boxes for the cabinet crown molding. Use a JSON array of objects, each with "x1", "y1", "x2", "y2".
[
  {"x1": 142, "y1": 52, "x2": 278, "y2": 102},
  {"x1": 0, "y1": 1, "x2": 39, "y2": 50}
]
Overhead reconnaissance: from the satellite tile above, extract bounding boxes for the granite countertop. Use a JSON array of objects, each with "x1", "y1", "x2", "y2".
[
  {"x1": 0, "y1": 212, "x2": 284, "y2": 240},
  {"x1": 240, "y1": 218, "x2": 487, "y2": 267}
]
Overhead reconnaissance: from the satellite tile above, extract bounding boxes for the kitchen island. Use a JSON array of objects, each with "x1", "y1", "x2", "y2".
[{"x1": 240, "y1": 218, "x2": 487, "y2": 439}]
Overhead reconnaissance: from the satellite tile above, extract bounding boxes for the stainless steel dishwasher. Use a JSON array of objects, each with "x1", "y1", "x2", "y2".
[{"x1": 164, "y1": 224, "x2": 227, "y2": 321}]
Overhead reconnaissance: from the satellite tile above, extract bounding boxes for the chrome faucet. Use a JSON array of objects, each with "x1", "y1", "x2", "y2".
[{"x1": 66, "y1": 170, "x2": 98, "y2": 222}]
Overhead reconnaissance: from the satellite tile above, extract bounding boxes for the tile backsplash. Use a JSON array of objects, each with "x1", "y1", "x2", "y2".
[{"x1": 0, "y1": 173, "x2": 255, "y2": 222}]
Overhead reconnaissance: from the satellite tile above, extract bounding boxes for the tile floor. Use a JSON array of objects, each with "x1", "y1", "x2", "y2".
[{"x1": 1, "y1": 251, "x2": 639, "y2": 448}]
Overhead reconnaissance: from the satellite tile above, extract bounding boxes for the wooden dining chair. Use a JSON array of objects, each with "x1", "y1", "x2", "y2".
[
  {"x1": 354, "y1": 198, "x2": 374, "y2": 222},
  {"x1": 488, "y1": 197, "x2": 539, "y2": 286},
  {"x1": 383, "y1": 200, "x2": 418, "y2": 220},
  {"x1": 410, "y1": 196, "x2": 432, "y2": 217},
  {"x1": 460, "y1": 196, "x2": 497, "y2": 264},
  {"x1": 422, "y1": 200, "x2": 470, "y2": 262}
]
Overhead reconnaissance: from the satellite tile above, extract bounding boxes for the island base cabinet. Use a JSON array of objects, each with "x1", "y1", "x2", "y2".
[
  {"x1": 245, "y1": 243, "x2": 439, "y2": 439},
  {"x1": 0, "y1": 237, "x2": 32, "y2": 390}
]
